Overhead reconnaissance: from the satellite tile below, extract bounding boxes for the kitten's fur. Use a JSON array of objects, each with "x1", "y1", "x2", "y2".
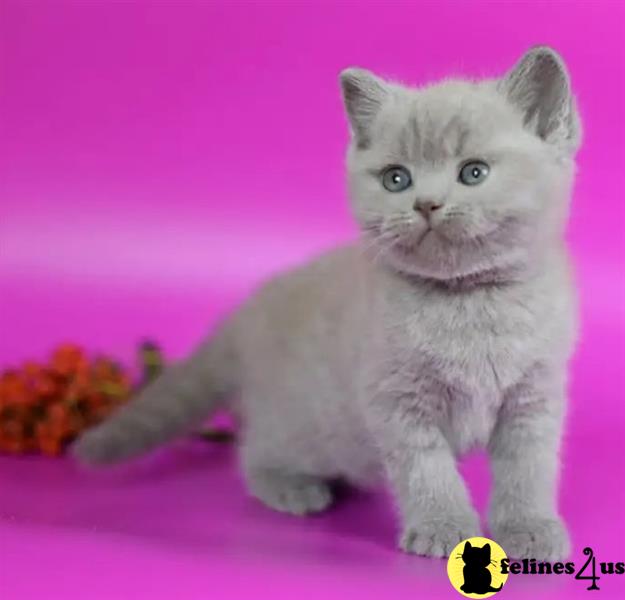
[{"x1": 75, "y1": 47, "x2": 581, "y2": 561}]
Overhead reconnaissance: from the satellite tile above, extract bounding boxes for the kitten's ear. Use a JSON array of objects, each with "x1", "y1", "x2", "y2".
[
  {"x1": 482, "y1": 543, "x2": 491, "y2": 558},
  {"x1": 464, "y1": 541, "x2": 472, "y2": 551},
  {"x1": 340, "y1": 68, "x2": 390, "y2": 147},
  {"x1": 499, "y1": 46, "x2": 581, "y2": 153}
]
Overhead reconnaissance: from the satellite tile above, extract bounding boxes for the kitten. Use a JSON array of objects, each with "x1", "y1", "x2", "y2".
[
  {"x1": 74, "y1": 47, "x2": 581, "y2": 561},
  {"x1": 459, "y1": 541, "x2": 503, "y2": 594}
]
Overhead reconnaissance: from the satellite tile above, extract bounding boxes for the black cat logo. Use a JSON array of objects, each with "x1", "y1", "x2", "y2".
[{"x1": 459, "y1": 541, "x2": 503, "y2": 595}]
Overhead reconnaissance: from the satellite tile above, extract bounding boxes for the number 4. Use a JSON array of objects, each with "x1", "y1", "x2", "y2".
[{"x1": 575, "y1": 547, "x2": 601, "y2": 591}]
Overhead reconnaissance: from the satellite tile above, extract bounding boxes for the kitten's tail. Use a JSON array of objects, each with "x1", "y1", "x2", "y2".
[{"x1": 73, "y1": 323, "x2": 238, "y2": 466}]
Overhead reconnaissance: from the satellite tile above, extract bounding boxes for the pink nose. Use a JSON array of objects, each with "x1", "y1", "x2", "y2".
[{"x1": 413, "y1": 199, "x2": 443, "y2": 215}]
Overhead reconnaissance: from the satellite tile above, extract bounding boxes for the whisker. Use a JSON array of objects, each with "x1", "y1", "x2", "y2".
[
  {"x1": 365, "y1": 233, "x2": 401, "y2": 266},
  {"x1": 361, "y1": 236, "x2": 387, "y2": 262}
]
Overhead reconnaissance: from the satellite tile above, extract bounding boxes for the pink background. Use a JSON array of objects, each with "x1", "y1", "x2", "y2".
[{"x1": 1, "y1": 1, "x2": 624, "y2": 599}]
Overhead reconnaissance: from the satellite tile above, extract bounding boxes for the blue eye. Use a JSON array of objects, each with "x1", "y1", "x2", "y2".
[
  {"x1": 382, "y1": 166, "x2": 412, "y2": 192},
  {"x1": 458, "y1": 161, "x2": 490, "y2": 186}
]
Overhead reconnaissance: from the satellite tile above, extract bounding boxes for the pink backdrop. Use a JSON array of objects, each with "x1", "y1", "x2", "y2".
[{"x1": 1, "y1": 2, "x2": 624, "y2": 599}]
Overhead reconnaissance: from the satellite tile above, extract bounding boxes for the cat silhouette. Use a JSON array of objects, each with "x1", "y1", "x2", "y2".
[{"x1": 459, "y1": 541, "x2": 503, "y2": 595}]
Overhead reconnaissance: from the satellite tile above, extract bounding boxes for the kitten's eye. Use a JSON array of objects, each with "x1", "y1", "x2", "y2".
[
  {"x1": 382, "y1": 166, "x2": 412, "y2": 192},
  {"x1": 458, "y1": 161, "x2": 490, "y2": 186}
]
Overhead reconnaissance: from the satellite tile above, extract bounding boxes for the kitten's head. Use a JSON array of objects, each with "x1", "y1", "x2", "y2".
[
  {"x1": 462, "y1": 541, "x2": 492, "y2": 567},
  {"x1": 340, "y1": 47, "x2": 581, "y2": 282}
]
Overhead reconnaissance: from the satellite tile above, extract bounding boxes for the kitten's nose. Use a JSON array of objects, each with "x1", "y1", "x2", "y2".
[{"x1": 413, "y1": 198, "x2": 443, "y2": 216}]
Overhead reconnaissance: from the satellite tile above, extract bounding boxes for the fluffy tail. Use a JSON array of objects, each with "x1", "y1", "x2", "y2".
[{"x1": 73, "y1": 324, "x2": 237, "y2": 465}]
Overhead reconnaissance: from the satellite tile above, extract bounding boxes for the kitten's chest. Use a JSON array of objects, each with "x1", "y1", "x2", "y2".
[
  {"x1": 400, "y1": 289, "x2": 540, "y2": 452},
  {"x1": 405, "y1": 287, "x2": 539, "y2": 394}
]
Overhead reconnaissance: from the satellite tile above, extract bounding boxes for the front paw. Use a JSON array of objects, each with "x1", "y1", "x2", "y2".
[
  {"x1": 491, "y1": 517, "x2": 570, "y2": 561},
  {"x1": 400, "y1": 513, "x2": 481, "y2": 558}
]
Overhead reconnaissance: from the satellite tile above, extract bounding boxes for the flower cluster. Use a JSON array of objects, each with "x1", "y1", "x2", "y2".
[{"x1": 0, "y1": 345, "x2": 135, "y2": 455}]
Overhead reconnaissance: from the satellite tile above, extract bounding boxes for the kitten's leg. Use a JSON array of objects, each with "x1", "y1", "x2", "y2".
[
  {"x1": 239, "y1": 394, "x2": 335, "y2": 516},
  {"x1": 367, "y1": 379, "x2": 480, "y2": 558},
  {"x1": 488, "y1": 369, "x2": 569, "y2": 561},
  {"x1": 244, "y1": 466, "x2": 334, "y2": 516}
]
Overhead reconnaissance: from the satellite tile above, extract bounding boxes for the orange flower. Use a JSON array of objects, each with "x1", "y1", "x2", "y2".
[
  {"x1": 22, "y1": 361, "x2": 43, "y2": 379},
  {"x1": 0, "y1": 371, "x2": 29, "y2": 404},
  {"x1": 91, "y1": 357, "x2": 122, "y2": 379},
  {"x1": 0, "y1": 342, "x2": 158, "y2": 456},
  {"x1": 39, "y1": 436, "x2": 63, "y2": 456},
  {"x1": 51, "y1": 344, "x2": 89, "y2": 377},
  {"x1": 32, "y1": 372, "x2": 58, "y2": 400}
]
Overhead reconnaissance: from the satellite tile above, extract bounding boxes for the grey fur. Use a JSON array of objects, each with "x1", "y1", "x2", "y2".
[{"x1": 74, "y1": 47, "x2": 580, "y2": 561}]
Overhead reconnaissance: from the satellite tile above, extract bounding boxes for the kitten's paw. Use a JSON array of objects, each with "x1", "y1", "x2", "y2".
[
  {"x1": 247, "y1": 470, "x2": 334, "y2": 516},
  {"x1": 492, "y1": 517, "x2": 570, "y2": 561},
  {"x1": 400, "y1": 513, "x2": 481, "y2": 558}
]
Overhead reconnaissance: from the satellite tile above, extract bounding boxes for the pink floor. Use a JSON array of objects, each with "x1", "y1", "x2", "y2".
[{"x1": 2, "y1": 1, "x2": 625, "y2": 599}]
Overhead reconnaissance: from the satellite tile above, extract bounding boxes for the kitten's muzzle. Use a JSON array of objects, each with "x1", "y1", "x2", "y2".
[{"x1": 413, "y1": 198, "x2": 443, "y2": 219}]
